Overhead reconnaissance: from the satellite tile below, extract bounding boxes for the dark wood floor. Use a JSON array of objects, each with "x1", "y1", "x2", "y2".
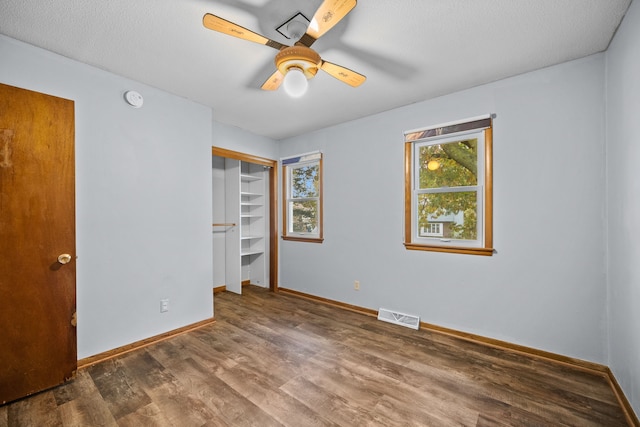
[{"x1": 0, "y1": 286, "x2": 631, "y2": 426}]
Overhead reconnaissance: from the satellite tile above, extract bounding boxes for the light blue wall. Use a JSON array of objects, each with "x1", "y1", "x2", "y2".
[
  {"x1": 279, "y1": 54, "x2": 608, "y2": 364},
  {"x1": 213, "y1": 121, "x2": 278, "y2": 160},
  {"x1": 606, "y1": 0, "x2": 640, "y2": 415},
  {"x1": 0, "y1": 35, "x2": 214, "y2": 359}
]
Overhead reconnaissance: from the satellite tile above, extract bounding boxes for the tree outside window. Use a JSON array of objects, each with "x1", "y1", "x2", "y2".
[
  {"x1": 290, "y1": 164, "x2": 319, "y2": 233},
  {"x1": 418, "y1": 138, "x2": 479, "y2": 240}
]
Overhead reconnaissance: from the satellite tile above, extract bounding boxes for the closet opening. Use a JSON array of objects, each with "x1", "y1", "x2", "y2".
[{"x1": 212, "y1": 147, "x2": 278, "y2": 294}]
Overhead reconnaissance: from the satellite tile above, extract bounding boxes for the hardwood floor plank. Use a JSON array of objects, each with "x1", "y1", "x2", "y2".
[
  {"x1": 115, "y1": 402, "x2": 171, "y2": 427},
  {"x1": 7, "y1": 390, "x2": 63, "y2": 427},
  {"x1": 191, "y1": 318, "x2": 309, "y2": 385},
  {"x1": 0, "y1": 403, "x2": 7, "y2": 427},
  {"x1": 141, "y1": 382, "x2": 216, "y2": 426},
  {"x1": 87, "y1": 359, "x2": 152, "y2": 420},
  {"x1": 476, "y1": 413, "x2": 514, "y2": 427},
  {"x1": 119, "y1": 350, "x2": 176, "y2": 391},
  {"x1": 310, "y1": 345, "x2": 479, "y2": 425},
  {"x1": 166, "y1": 357, "x2": 280, "y2": 427},
  {"x1": 374, "y1": 393, "x2": 470, "y2": 427},
  {"x1": 361, "y1": 316, "x2": 620, "y2": 410},
  {"x1": 58, "y1": 397, "x2": 118, "y2": 427},
  {"x1": 156, "y1": 333, "x2": 238, "y2": 375},
  {"x1": 55, "y1": 370, "x2": 118, "y2": 427},
  {"x1": 360, "y1": 326, "x2": 626, "y2": 424},
  {"x1": 53, "y1": 370, "x2": 92, "y2": 407},
  {"x1": 119, "y1": 350, "x2": 219, "y2": 426},
  {"x1": 280, "y1": 375, "x2": 399, "y2": 426},
  {"x1": 217, "y1": 363, "x2": 338, "y2": 427},
  {"x1": 143, "y1": 338, "x2": 192, "y2": 367},
  {"x1": 0, "y1": 285, "x2": 633, "y2": 426}
]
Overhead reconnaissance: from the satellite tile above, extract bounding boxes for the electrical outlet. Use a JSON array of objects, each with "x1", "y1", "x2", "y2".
[
  {"x1": 354, "y1": 280, "x2": 360, "y2": 290},
  {"x1": 160, "y1": 299, "x2": 169, "y2": 313}
]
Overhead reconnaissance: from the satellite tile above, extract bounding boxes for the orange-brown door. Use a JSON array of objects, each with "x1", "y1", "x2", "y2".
[{"x1": 0, "y1": 83, "x2": 76, "y2": 404}]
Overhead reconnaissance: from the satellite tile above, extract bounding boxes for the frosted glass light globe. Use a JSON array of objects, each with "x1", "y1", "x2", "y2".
[{"x1": 283, "y1": 68, "x2": 308, "y2": 98}]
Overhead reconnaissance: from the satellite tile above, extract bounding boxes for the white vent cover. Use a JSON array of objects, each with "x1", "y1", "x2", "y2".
[{"x1": 377, "y1": 308, "x2": 420, "y2": 330}]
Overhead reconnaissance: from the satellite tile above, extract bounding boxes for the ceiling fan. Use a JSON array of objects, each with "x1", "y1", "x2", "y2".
[{"x1": 202, "y1": 0, "x2": 365, "y2": 97}]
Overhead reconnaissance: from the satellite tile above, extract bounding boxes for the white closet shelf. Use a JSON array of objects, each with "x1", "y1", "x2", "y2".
[
  {"x1": 241, "y1": 174, "x2": 263, "y2": 182},
  {"x1": 241, "y1": 235, "x2": 264, "y2": 240},
  {"x1": 241, "y1": 250, "x2": 264, "y2": 256}
]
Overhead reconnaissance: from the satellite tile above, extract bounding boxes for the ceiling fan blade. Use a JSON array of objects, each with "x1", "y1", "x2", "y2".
[
  {"x1": 261, "y1": 70, "x2": 285, "y2": 91},
  {"x1": 203, "y1": 13, "x2": 287, "y2": 50},
  {"x1": 320, "y1": 61, "x2": 366, "y2": 87},
  {"x1": 298, "y1": 0, "x2": 357, "y2": 46}
]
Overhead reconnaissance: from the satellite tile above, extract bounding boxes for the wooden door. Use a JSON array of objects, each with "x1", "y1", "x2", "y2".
[{"x1": 0, "y1": 83, "x2": 76, "y2": 404}]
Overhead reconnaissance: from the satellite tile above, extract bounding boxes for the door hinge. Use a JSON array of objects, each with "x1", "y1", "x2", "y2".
[{"x1": 71, "y1": 311, "x2": 77, "y2": 327}]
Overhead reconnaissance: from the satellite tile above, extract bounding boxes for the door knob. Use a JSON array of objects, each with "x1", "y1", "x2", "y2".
[{"x1": 57, "y1": 254, "x2": 72, "y2": 265}]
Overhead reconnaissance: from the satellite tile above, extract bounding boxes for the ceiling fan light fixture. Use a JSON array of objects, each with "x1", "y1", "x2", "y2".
[
  {"x1": 275, "y1": 45, "x2": 321, "y2": 97},
  {"x1": 202, "y1": 1, "x2": 365, "y2": 94},
  {"x1": 275, "y1": 46, "x2": 321, "y2": 78},
  {"x1": 283, "y1": 67, "x2": 308, "y2": 98}
]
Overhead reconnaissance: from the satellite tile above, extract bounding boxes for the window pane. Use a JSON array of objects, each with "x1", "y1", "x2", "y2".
[
  {"x1": 289, "y1": 200, "x2": 319, "y2": 233},
  {"x1": 291, "y1": 165, "x2": 319, "y2": 198},
  {"x1": 417, "y1": 192, "x2": 477, "y2": 240},
  {"x1": 419, "y1": 139, "x2": 478, "y2": 189},
  {"x1": 420, "y1": 222, "x2": 443, "y2": 237}
]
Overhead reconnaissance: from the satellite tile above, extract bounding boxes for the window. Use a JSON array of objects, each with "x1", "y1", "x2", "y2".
[
  {"x1": 282, "y1": 152, "x2": 323, "y2": 242},
  {"x1": 420, "y1": 222, "x2": 443, "y2": 237},
  {"x1": 404, "y1": 116, "x2": 493, "y2": 256}
]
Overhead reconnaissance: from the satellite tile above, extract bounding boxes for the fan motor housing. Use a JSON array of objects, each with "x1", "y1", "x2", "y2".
[{"x1": 275, "y1": 45, "x2": 321, "y2": 79}]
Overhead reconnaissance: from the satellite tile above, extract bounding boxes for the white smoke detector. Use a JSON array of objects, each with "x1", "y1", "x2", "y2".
[{"x1": 124, "y1": 90, "x2": 144, "y2": 108}]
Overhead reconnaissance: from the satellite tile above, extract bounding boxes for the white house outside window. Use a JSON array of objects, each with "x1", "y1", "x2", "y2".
[{"x1": 420, "y1": 222, "x2": 443, "y2": 237}]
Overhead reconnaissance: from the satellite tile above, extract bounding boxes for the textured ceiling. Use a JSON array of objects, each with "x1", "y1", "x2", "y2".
[{"x1": 0, "y1": 0, "x2": 632, "y2": 140}]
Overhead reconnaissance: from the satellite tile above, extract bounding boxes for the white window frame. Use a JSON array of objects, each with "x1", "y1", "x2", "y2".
[{"x1": 412, "y1": 130, "x2": 485, "y2": 247}]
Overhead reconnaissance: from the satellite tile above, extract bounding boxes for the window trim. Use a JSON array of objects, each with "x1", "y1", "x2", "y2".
[
  {"x1": 404, "y1": 117, "x2": 494, "y2": 256},
  {"x1": 282, "y1": 152, "x2": 324, "y2": 243}
]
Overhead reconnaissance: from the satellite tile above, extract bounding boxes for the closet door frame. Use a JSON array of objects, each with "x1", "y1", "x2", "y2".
[{"x1": 213, "y1": 147, "x2": 278, "y2": 291}]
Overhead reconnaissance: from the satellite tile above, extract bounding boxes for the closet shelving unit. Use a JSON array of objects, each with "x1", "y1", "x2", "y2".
[{"x1": 225, "y1": 159, "x2": 267, "y2": 292}]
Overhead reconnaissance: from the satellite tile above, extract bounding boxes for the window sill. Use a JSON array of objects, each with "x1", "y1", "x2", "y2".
[
  {"x1": 282, "y1": 236, "x2": 324, "y2": 244},
  {"x1": 404, "y1": 243, "x2": 494, "y2": 256}
]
